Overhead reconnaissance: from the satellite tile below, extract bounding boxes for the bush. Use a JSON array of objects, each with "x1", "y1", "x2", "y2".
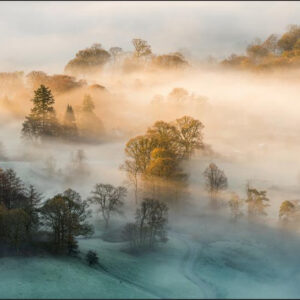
[{"x1": 86, "y1": 250, "x2": 98, "y2": 266}]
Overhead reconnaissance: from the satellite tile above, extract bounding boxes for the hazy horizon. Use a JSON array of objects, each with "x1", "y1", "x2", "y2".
[{"x1": 1, "y1": 1, "x2": 300, "y2": 73}]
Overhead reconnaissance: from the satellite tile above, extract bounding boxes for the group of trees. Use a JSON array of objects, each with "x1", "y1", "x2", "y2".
[
  {"x1": 222, "y1": 24, "x2": 300, "y2": 70},
  {"x1": 0, "y1": 168, "x2": 41, "y2": 253},
  {"x1": 0, "y1": 163, "x2": 170, "y2": 256},
  {"x1": 121, "y1": 115, "x2": 205, "y2": 204},
  {"x1": 22, "y1": 85, "x2": 104, "y2": 143},
  {"x1": 150, "y1": 88, "x2": 207, "y2": 121},
  {"x1": 203, "y1": 163, "x2": 271, "y2": 221},
  {"x1": 122, "y1": 198, "x2": 168, "y2": 250},
  {"x1": 64, "y1": 39, "x2": 188, "y2": 77},
  {"x1": 26, "y1": 71, "x2": 86, "y2": 94},
  {"x1": 0, "y1": 166, "x2": 94, "y2": 255}
]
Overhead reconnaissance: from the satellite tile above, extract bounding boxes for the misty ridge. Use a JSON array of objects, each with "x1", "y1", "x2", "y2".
[{"x1": 1, "y1": 24, "x2": 300, "y2": 299}]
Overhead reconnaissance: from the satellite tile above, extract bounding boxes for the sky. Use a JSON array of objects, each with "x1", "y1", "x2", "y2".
[{"x1": 1, "y1": 1, "x2": 300, "y2": 73}]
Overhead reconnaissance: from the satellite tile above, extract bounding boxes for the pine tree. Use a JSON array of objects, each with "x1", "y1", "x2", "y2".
[
  {"x1": 22, "y1": 85, "x2": 60, "y2": 141},
  {"x1": 63, "y1": 104, "x2": 78, "y2": 140}
]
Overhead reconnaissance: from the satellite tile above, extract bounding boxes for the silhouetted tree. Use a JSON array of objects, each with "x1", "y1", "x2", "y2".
[
  {"x1": 203, "y1": 163, "x2": 228, "y2": 209},
  {"x1": 123, "y1": 198, "x2": 168, "y2": 250},
  {"x1": 89, "y1": 184, "x2": 127, "y2": 228},
  {"x1": 63, "y1": 104, "x2": 78, "y2": 140},
  {"x1": 22, "y1": 85, "x2": 60, "y2": 141}
]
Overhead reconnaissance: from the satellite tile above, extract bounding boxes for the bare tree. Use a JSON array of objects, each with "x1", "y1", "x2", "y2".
[
  {"x1": 203, "y1": 163, "x2": 228, "y2": 209},
  {"x1": 89, "y1": 184, "x2": 127, "y2": 228},
  {"x1": 123, "y1": 198, "x2": 168, "y2": 250}
]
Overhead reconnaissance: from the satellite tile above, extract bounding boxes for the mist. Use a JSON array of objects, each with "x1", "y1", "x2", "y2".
[{"x1": 1, "y1": 2, "x2": 300, "y2": 299}]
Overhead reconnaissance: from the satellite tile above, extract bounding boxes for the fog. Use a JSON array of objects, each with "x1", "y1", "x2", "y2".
[{"x1": 2, "y1": 22, "x2": 300, "y2": 298}]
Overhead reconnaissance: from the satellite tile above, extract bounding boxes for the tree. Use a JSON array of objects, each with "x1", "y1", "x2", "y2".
[
  {"x1": 277, "y1": 25, "x2": 300, "y2": 51},
  {"x1": 174, "y1": 116, "x2": 204, "y2": 159},
  {"x1": 0, "y1": 168, "x2": 27, "y2": 210},
  {"x1": 125, "y1": 135, "x2": 156, "y2": 174},
  {"x1": 168, "y1": 88, "x2": 189, "y2": 102},
  {"x1": 203, "y1": 163, "x2": 228, "y2": 209},
  {"x1": 65, "y1": 43, "x2": 111, "y2": 76},
  {"x1": 122, "y1": 116, "x2": 204, "y2": 206},
  {"x1": 4, "y1": 209, "x2": 30, "y2": 251},
  {"x1": 262, "y1": 34, "x2": 279, "y2": 54},
  {"x1": 78, "y1": 94, "x2": 105, "y2": 141},
  {"x1": 89, "y1": 184, "x2": 127, "y2": 228},
  {"x1": 246, "y1": 185, "x2": 269, "y2": 218},
  {"x1": 82, "y1": 94, "x2": 95, "y2": 113},
  {"x1": 246, "y1": 41, "x2": 269, "y2": 63},
  {"x1": 152, "y1": 53, "x2": 188, "y2": 69},
  {"x1": 86, "y1": 250, "x2": 99, "y2": 266},
  {"x1": 120, "y1": 160, "x2": 139, "y2": 204},
  {"x1": 146, "y1": 148, "x2": 180, "y2": 179},
  {"x1": 23, "y1": 185, "x2": 42, "y2": 236},
  {"x1": 40, "y1": 193, "x2": 93, "y2": 254},
  {"x1": 22, "y1": 85, "x2": 60, "y2": 141},
  {"x1": 109, "y1": 47, "x2": 123, "y2": 63},
  {"x1": 26, "y1": 71, "x2": 85, "y2": 93},
  {"x1": 132, "y1": 38, "x2": 152, "y2": 58},
  {"x1": 279, "y1": 200, "x2": 296, "y2": 223},
  {"x1": 63, "y1": 104, "x2": 78, "y2": 140},
  {"x1": 123, "y1": 198, "x2": 168, "y2": 250},
  {"x1": 228, "y1": 192, "x2": 243, "y2": 221}
]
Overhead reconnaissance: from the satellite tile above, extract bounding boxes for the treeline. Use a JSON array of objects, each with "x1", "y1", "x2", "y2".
[
  {"x1": 222, "y1": 24, "x2": 300, "y2": 71},
  {"x1": 22, "y1": 85, "x2": 105, "y2": 143},
  {"x1": 0, "y1": 166, "x2": 169, "y2": 258},
  {"x1": 202, "y1": 162, "x2": 300, "y2": 227},
  {"x1": 65, "y1": 39, "x2": 189, "y2": 76}
]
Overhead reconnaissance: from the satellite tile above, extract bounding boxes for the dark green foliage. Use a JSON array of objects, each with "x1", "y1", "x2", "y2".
[
  {"x1": 0, "y1": 168, "x2": 42, "y2": 253},
  {"x1": 86, "y1": 250, "x2": 99, "y2": 266},
  {"x1": 22, "y1": 85, "x2": 60, "y2": 141}
]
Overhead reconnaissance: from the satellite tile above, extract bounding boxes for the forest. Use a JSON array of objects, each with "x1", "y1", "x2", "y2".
[{"x1": 1, "y1": 7, "x2": 300, "y2": 298}]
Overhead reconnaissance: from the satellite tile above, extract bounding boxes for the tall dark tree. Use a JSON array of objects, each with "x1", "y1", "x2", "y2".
[
  {"x1": 203, "y1": 163, "x2": 228, "y2": 209},
  {"x1": 22, "y1": 85, "x2": 60, "y2": 141}
]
